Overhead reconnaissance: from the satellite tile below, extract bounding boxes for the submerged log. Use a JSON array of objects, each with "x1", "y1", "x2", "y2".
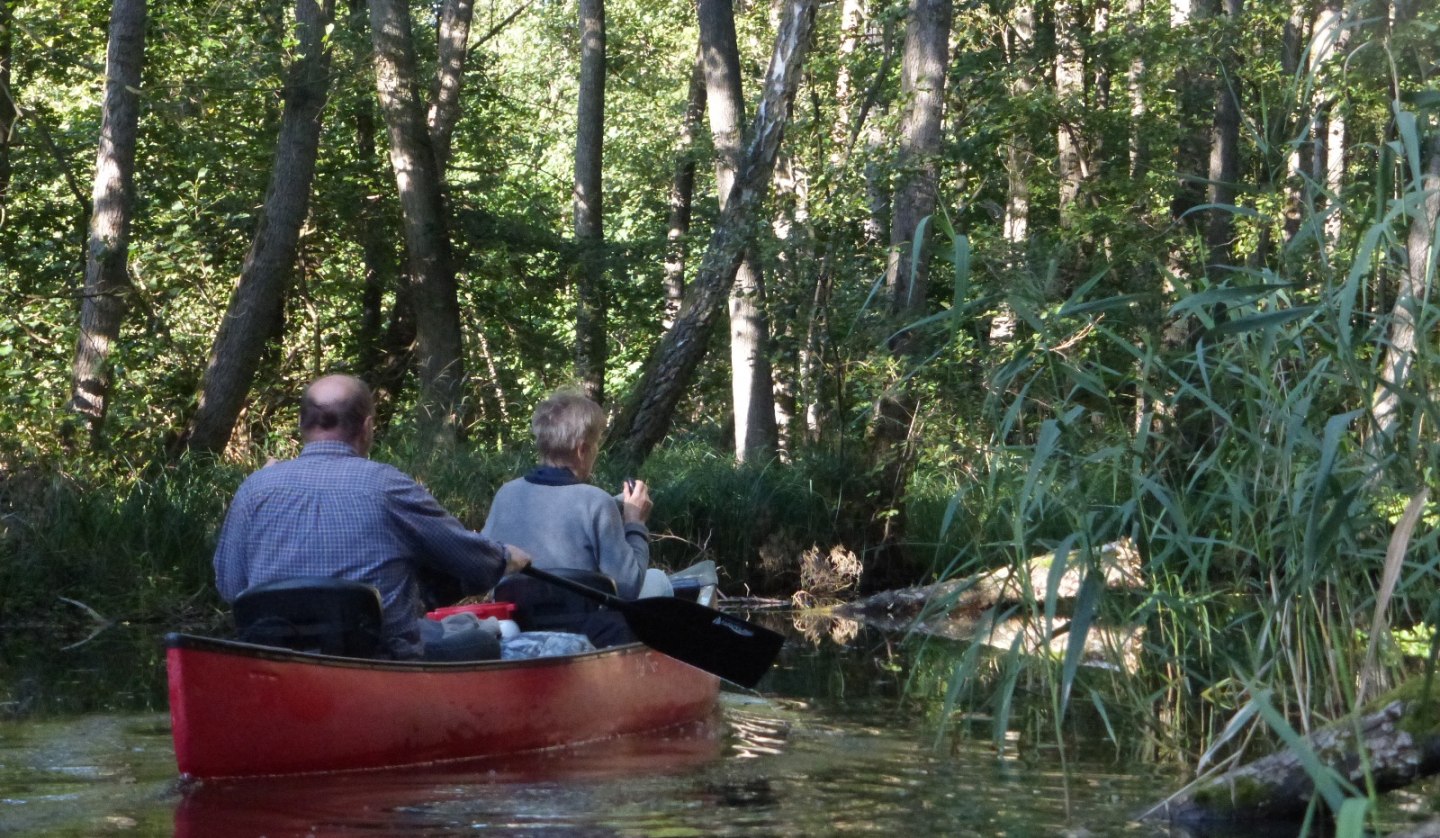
[
  {"x1": 1146, "y1": 691, "x2": 1440, "y2": 825},
  {"x1": 833, "y1": 539, "x2": 1145, "y2": 670},
  {"x1": 837, "y1": 538, "x2": 1143, "y2": 625}
]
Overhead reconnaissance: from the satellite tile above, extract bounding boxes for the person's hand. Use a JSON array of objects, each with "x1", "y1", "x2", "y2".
[
  {"x1": 621, "y1": 478, "x2": 653, "y2": 525},
  {"x1": 502, "y1": 544, "x2": 532, "y2": 576}
]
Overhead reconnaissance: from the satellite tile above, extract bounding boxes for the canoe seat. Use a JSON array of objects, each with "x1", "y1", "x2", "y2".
[
  {"x1": 233, "y1": 577, "x2": 383, "y2": 658},
  {"x1": 493, "y1": 568, "x2": 617, "y2": 632}
]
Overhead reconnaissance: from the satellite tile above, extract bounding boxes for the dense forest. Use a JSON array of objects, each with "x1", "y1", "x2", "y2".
[{"x1": 2, "y1": 0, "x2": 1440, "y2": 817}]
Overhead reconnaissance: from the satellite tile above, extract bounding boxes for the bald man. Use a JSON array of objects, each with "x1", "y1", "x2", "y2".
[{"x1": 213, "y1": 374, "x2": 530, "y2": 660}]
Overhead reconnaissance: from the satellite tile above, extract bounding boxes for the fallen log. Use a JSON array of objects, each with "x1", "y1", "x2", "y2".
[
  {"x1": 837, "y1": 538, "x2": 1142, "y2": 625},
  {"x1": 1390, "y1": 819, "x2": 1440, "y2": 838},
  {"x1": 833, "y1": 539, "x2": 1145, "y2": 670},
  {"x1": 1145, "y1": 691, "x2": 1440, "y2": 825}
]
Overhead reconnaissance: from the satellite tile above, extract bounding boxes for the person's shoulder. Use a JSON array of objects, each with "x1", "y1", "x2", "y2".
[
  {"x1": 363, "y1": 458, "x2": 424, "y2": 488},
  {"x1": 493, "y1": 476, "x2": 528, "y2": 494},
  {"x1": 563, "y1": 481, "x2": 620, "y2": 513}
]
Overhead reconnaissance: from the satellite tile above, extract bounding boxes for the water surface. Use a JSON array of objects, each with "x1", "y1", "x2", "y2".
[{"x1": 0, "y1": 613, "x2": 1302, "y2": 836}]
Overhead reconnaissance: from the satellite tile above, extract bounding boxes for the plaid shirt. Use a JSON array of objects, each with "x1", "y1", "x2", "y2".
[{"x1": 213, "y1": 441, "x2": 507, "y2": 658}]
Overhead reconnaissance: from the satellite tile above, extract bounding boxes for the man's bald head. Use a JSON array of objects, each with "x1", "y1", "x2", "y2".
[{"x1": 300, "y1": 375, "x2": 375, "y2": 451}]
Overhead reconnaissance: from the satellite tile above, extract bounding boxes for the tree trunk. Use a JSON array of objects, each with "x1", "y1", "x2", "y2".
[
  {"x1": 1205, "y1": 0, "x2": 1243, "y2": 268},
  {"x1": 67, "y1": 0, "x2": 146, "y2": 445},
  {"x1": 1004, "y1": 1, "x2": 1036, "y2": 251},
  {"x1": 883, "y1": 0, "x2": 951, "y2": 317},
  {"x1": 1370, "y1": 131, "x2": 1440, "y2": 445},
  {"x1": 1145, "y1": 697, "x2": 1440, "y2": 823},
  {"x1": 1309, "y1": 0, "x2": 1350, "y2": 247},
  {"x1": 369, "y1": 0, "x2": 466, "y2": 442},
  {"x1": 698, "y1": 0, "x2": 780, "y2": 462},
  {"x1": 607, "y1": 0, "x2": 816, "y2": 468},
  {"x1": 0, "y1": 0, "x2": 14, "y2": 213},
  {"x1": 351, "y1": 27, "x2": 392, "y2": 384},
  {"x1": 662, "y1": 49, "x2": 707, "y2": 330},
  {"x1": 1126, "y1": 0, "x2": 1149, "y2": 181},
  {"x1": 832, "y1": 0, "x2": 866, "y2": 156},
  {"x1": 428, "y1": 0, "x2": 474, "y2": 175},
  {"x1": 573, "y1": 0, "x2": 607, "y2": 403},
  {"x1": 1055, "y1": 0, "x2": 1084, "y2": 227},
  {"x1": 1168, "y1": 0, "x2": 1215, "y2": 285},
  {"x1": 340, "y1": 0, "x2": 409, "y2": 429},
  {"x1": 855, "y1": 12, "x2": 897, "y2": 246},
  {"x1": 181, "y1": 0, "x2": 336, "y2": 456},
  {"x1": 870, "y1": 0, "x2": 951, "y2": 587}
]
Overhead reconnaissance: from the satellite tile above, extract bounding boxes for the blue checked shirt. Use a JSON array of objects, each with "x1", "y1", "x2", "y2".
[{"x1": 213, "y1": 441, "x2": 508, "y2": 659}]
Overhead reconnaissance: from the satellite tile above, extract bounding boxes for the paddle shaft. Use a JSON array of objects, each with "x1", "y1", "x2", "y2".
[
  {"x1": 519, "y1": 565, "x2": 783, "y2": 688},
  {"x1": 520, "y1": 565, "x2": 628, "y2": 610}
]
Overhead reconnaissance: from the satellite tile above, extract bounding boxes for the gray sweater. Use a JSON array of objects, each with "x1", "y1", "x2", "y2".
[{"x1": 480, "y1": 477, "x2": 651, "y2": 598}]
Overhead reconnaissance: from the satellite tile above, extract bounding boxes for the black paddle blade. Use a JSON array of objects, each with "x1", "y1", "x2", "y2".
[{"x1": 619, "y1": 597, "x2": 784, "y2": 689}]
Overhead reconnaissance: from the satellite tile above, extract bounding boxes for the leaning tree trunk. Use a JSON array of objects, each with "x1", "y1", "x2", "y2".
[
  {"x1": 698, "y1": 0, "x2": 780, "y2": 463},
  {"x1": 573, "y1": 0, "x2": 607, "y2": 403},
  {"x1": 606, "y1": 0, "x2": 817, "y2": 469},
  {"x1": 66, "y1": 0, "x2": 146, "y2": 446},
  {"x1": 181, "y1": 0, "x2": 336, "y2": 456},
  {"x1": 369, "y1": 0, "x2": 466, "y2": 443}
]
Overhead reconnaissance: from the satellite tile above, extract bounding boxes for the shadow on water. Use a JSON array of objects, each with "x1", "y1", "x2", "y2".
[{"x1": 0, "y1": 613, "x2": 1373, "y2": 836}]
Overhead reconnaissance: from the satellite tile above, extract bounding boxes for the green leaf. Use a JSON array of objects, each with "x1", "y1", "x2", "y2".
[
  {"x1": 1209, "y1": 305, "x2": 1319, "y2": 336},
  {"x1": 1060, "y1": 570, "x2": 1102, "y2": 716}
]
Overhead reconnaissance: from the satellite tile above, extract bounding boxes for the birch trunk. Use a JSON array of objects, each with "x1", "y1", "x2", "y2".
[
  {"x1": 68, "y1": 0, "x2": 146, "y2": 444},
  {"x1": 1370, "y1": 132, "x2": 1440, "y2": 445},
  {"x1": 699, "y1": 0, "x2": 779, "y2": 462}
]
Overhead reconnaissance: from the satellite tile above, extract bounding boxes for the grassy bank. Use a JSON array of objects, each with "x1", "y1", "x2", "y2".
[{"x1": 0, "y1": 440, "x2": 963, "y2": 624}]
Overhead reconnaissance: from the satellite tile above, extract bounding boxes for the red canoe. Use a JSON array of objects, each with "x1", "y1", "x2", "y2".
[{"x1": 165, "y1": 632, "x2": 720, "y2": 779}]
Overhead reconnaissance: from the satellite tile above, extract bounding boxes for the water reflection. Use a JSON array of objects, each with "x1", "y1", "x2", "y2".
[
  {"x1": 174, "y1": 721, "x2": 725, "y2": 837},
  {"x1": 0, "y1": 618, "x2": 1356, "y2": 836}
]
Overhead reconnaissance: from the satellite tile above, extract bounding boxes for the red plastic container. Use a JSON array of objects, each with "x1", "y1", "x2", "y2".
[{"x1": 425, "y1": 601, "x2": 515, "y2": 621}]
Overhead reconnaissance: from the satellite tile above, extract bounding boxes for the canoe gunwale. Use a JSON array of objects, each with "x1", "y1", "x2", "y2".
[{"x1": 163, "y1": 631, "x2": 647, "y2": 673}]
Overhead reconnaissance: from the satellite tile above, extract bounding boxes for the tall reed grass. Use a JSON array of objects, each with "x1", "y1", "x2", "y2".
[{"x1": 916, "y1": 87, "x2": 1438, "y2": 832}]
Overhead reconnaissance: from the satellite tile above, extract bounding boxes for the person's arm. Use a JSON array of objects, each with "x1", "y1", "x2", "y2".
[
  {"x1": 212, "y1": 494, "x2": 250, "y2": 602},
  {"x1": 385, "y1": 468, "x2": 521, "y2": 592},
  {"x1": 596, "y1": 487, "x2": 649, "y2": 598}
]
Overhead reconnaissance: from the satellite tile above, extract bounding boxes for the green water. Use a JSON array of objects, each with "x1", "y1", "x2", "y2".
[{"x1": 0, "y1": 616, "x2": 1308, "y2": 836}]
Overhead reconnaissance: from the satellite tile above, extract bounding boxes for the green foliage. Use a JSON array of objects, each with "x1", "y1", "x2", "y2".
[
  {"x1": 2, "y1": 0, "x2": 1439, "y2": 807},
  {"x1": 914, "y1": 84, "x2": 1440, "y2": 820}
]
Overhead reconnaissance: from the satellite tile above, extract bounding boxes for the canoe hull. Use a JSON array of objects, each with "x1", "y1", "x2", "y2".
[{"x1": 165, "y1": 633, "x2": 720, "y2": 779}]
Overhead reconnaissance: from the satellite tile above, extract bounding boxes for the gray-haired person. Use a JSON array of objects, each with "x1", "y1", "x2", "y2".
[
  {"x1": 481, "y1": 389, "x2": 670, "y2": 646},
  {"x1": 214, "y1": 374, "x2": 531, "y2": 661}
]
